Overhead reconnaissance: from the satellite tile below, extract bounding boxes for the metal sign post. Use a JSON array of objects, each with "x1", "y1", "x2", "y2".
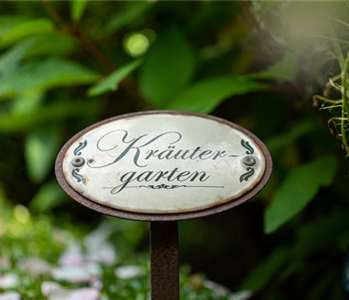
[
  {"x1": 55, "y1": 111, "x2": 272, "y2": 299},
  {"x1": 150, "y1": 221, "x2": 179, "y2": 300}
]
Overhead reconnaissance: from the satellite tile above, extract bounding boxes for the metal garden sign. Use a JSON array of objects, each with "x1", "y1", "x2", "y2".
[{"x1": 55, "y1": 111, "x2": 272, "y2": 300}]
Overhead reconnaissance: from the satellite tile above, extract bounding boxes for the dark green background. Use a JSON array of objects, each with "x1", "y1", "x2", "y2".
[{"x1": 1, "y1": 2, "x2": 349, "y2": 299}]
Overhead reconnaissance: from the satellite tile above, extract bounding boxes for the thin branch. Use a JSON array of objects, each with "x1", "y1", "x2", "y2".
[
  {"x1": 313, "y1": 95, "x2": 342, "y2": 106},
  {"x1": 239, "y1": 1, "x2": 279, "y2": 56},
  {"x1": 330, "y1": 17, "x2": 349, "y2": 29},
  {"x1": 308, "y1": 34, "x2": 349, "y2": 46},
  {"x1": 340, "y1": 48, "x2": 349, "y2": 156},
  {"x1": 42, "y1": 0, "x2": 70, "y2": 31},
  {"x1": 319, "y1": 105, "x2": 343, "y2": 110},
  {"x1": 42, "y1": 0, "x2": 115, "y2": 73},
  {"x1": 73, "y1": 31, "x2": 115, "y2": 72}
]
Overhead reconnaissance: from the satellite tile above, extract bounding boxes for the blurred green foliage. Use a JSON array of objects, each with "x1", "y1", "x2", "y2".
[
  {"x1": 0, "y1": 191, "x2": 247, "y2": 300},
  {"x1": 0, "y1": 1, "x2": 349, "y2": 299}
]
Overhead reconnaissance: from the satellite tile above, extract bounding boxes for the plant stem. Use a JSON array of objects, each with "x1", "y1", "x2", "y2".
[
  {"x1": 340, "y1": 49, "x2": 349, "y2": 156},
  {"x1": 239, "y1": 1, "x2": 279, "y2": 57},
  {"x1": 74, "y1": 31, "x2": 115, "y2": 72},
  {"x1": 42, "y1": 0, "x2": 70, "y2": 31},
  {"x1": 42, "y1": 0, "x2": 115, "y2": 73}
]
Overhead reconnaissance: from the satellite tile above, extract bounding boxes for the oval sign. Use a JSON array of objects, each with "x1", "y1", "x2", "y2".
[{"x1": 55, "y1": 111, "x2": 272, "y2": 221}]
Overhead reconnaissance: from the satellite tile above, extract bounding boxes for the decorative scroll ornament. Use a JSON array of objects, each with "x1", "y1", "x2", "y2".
[
  {"x1": 241, "y1": 139, "x2": 254, "y2": 155},
  {"x1": 74, "y1": 140, "x2": 87, "y2": 156},
  {"x1": 240, "y1": 167, "x2": 255, "y2": 182},
  {"x1": 140, "y1": 184, "x2": 187, "y2": 190},
  {"x1": 72, "y1": 168, "x2": 86, "y2": 184},
  {"x1": 71, "y1": 140, "x2": 87, "y2": 184},
  {"x1": 239, "y1": 139, "x2": 256, "y2": 183}
]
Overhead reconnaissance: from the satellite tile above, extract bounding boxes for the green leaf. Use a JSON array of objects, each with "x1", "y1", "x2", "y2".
[
  {"x1": 70, "y1": 0, "x2": 88, "y2": 22},
  {"x1": 264, "y1": 156, "x2": 338, "y2": 234},
  {"x1": 0, "y1": 15, "x2": 29, "y2": 36},
  {"x1": 0, "y1": 34, "x2": 77, "y2": 75},
  {"x1": 30, "y1": 181, "x2": 68, "y2": 212},
  {"x1": 250, "y1": 52, "x2": 299, "y2": 83},
  {"x1": 25, "y1": 125, "x2": 63, "y2": 183},
  {"x1": 25, "y1": 33, "x2": 77, "y2": 57},
  {"x1": 166, "y1": 76, "x2": 264, "y2": 113},
  {"x1": 308, "y1": 270, "x2": 339, "y2": 300},
  {"x1": 266, "y1": 120, "x2": 318, "y2": 153},
  {"x1": 0, "y1": 100, "x2": 101, "y2": 132},
  {"x1": 88, "y1": 59, "x2": 142, "y2": 97},
  {"x1": 0, "y1": 58, "x2": 98, "y2": 98},
  {"x1": 0, "y1": 39, "x2": 35, "y2": 74},
  {"x1": 295, "y1": 211, "x2": 349, "y2": 256},
  {"x1": 0, "y1": 18, "x2": 54, "y2": 48},
  {"x1": 11, "y1": 90, "x2": 44, "y2": 113},
  {"x1": 240, "y1": 247, "x2": 290, "y2": 291},
  {"x1": 103, "y1": 2, "x2": 152, "y2": 35},
  {"x1": 139, "y1": 26, "x2": 196, "y2": 106}
]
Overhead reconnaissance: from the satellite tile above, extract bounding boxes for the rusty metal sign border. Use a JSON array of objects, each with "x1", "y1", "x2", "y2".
[{"x1": 55, "y1": 110, "x2": 273, "y2": 222}]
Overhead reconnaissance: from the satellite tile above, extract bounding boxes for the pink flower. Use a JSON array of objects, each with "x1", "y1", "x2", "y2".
[
  {"x1": 0, "y1": 292, "x2": 22, "y2": 300},
  {"x1": 52, "y1": 263, "x2": 101, "y2": 283},
  {"x1": 19, "y1": 257, "x2": 52, "y2": 277},
  {"x1": 41, "y1": 282, "x2": 100, "y2": 300},
  {"x1": 0, "y1": 258, "x2": 9, "y2": 270},
  {"x1": 115, "y1": 265, "x2": 145, "y2": 279},
  {"x1": 0, "y1": 273, "x2": 19, "y2": 289},
  {"x1": 59, "y1": 243, "x2": 86, "y2": 266}
]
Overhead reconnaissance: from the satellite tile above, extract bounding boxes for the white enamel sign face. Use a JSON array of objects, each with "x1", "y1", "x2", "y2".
[{"x1": 61, "y1": 113, "x2": 267, "y2": 214}]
